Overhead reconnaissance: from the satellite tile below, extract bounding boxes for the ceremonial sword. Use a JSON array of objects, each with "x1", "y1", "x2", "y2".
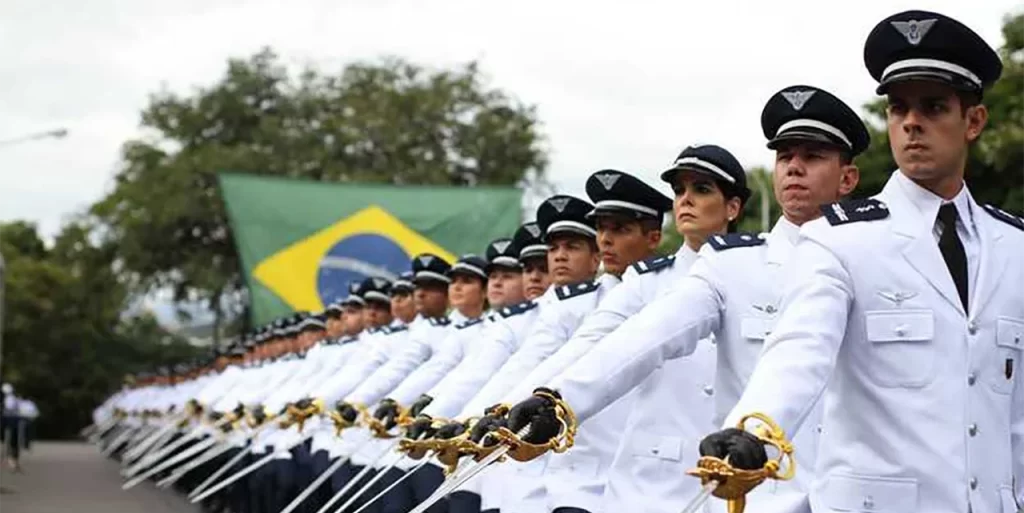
[{"x1": 190, "y1": 430, "x2": 316, "y2": 503}]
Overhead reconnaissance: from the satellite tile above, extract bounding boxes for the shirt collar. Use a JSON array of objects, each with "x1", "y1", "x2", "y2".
[{"x1": 895, "y1": 170, "x2": 977, "y2": 238}]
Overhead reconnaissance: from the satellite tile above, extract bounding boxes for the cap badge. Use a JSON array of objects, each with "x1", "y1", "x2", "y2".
[
  {"x1": 419, "y1": 255, "x2": 435, "y2": 266},
  {"x1": 549, "y1": 197, "x2": 570, "y2": 213},
  {"x1": 525, "y1": 224, "x2": 541, "y2": 238},
  {"x1": 781, "y1": 90, "x2": 816, "y2": 111},
  {"x1": 594, "y1": 172, "x2": 621, "y2": 191},
  {"x1": 493, "y1": 240, "x2": 512, "y2": 254},
  {"x1": 891, "y1": 19, "x2": 936, "y2": 46}
]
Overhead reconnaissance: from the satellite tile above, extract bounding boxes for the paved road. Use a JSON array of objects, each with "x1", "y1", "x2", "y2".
[{"x1": 0, "y1": 441, "x2": 200, "y2": 513}]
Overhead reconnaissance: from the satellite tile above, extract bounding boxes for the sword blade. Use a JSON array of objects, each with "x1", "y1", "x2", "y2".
[
  {"x1": 275, "y1": 452, "x2": 350, "y2": 513},
  {"x1": 332, "y1": 451, "x2": 408, "y2": 513},
  {"x1": 123, "y1": 437, "x2": 218, "y2": 489},
  {"x1": 101, "y1": 427, "x2": 137, "y2": 457},
  {"x1": 348, "y1": 457, "x2": 432, "y2": 513},
  {"x1": 124, "y1": 426, "x2": 177, "y2": 468},
  {"x1": 406, "y1": 446, "x2": 510, "y2": 513},
  {"x1": 680, "y1": 480, "x2": 719, "y2": 513},
  {"x1": 156, "y1": 442, "x2": 232, "y2": 488},
  {"x1": 190, "y1": 432, "x2": 314, "y2": 503},
  {"x1": 124, "y1": 429, "x2": 197, "y2": 477},
  {"x1": 125, "y1": 416, "x2": 182, "y2": 461},
  {"x1": 187, "y1": 443, "x2": 252, "y2": 499},
  {"x1": 312, "y1": 439, "x2": 400, "y2": 513}
]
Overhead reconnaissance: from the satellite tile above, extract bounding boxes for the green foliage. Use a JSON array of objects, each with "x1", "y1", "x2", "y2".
[
  {"x1": 90, "y1": 48, "x2": 549, "y2": 336},
  {"x1": 854, "y1": 12, "x2": 1024, "y2": 213},
  {"x1": 1, "y1": 221, "x2": 203, "y2": 439}
]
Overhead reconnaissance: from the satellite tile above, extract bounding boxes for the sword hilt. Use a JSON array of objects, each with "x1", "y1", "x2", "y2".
[
  {"x1": 685, "y1": 412, "x2": 796, "y2": 513},
  {"x1": 492, "y1": 390, "x2": 577, "y2": 462}
]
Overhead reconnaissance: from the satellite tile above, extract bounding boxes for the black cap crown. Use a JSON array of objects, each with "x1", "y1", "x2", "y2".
[
  {"x1": 412, "y1": 253, "x2": 452, "y2": 285},
  {"x1": 661, "y1": 144, "x2": 750, "y2": 202},
  {"x1": 342, "y1": 281, "x2": 366, "y2": 307},
  {"x1": 585, "y1": 169, "x2": 672, "y2": 221},
  {"x1": 512, "y1": 222, "x2": 546, "y2": 260},
  {"x1": 392, "y1": 271, "x2": 415, "y2": 294},
  {"x1": 449, "y1": 254, "x2": 489, "y2": 280},
  {"x1": 360, "y1": 277, "x2": 393, "y2": 304},
  {"x1": 864, "y1": 10, "x2": 1002, "y2": 94},
  {"x1": 762, "y1": 85, "x2": 870, "y2": 156},
  {"x1": 485, "y1": 237, "x2": 520, "y2": 272},
  {"x1": 536, "y1": 195, "x2": 596, "y2": 241}
]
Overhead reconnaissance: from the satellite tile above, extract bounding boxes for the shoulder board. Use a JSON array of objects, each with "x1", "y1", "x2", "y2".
[
  {"x1": 707, "y1": 232, "x2": 766, "y2": 251},
  {"x1": 498, "y1": 300, "x2": 538, "y2": 318},
  {"x1": 456, "y1": 317, "x2": 484, "y2": 330},
  {"x1": 631, "y1": 254, "x2": 676, "y2": 275},
  {"x1": 382, "y1": 325, "x2": 408, "y2": 335},
  {"x1": 982, "y1": 204, "x2": 1024, "y2": 231},
  {"x1": 820, "y1": 198, "x2": 889, "y2": 226},
  {"x1": 555, "y1": 280, "x2": 599, "y2": 301},
  {"x1": 366, "y1": 327, "x2": 382, "y2": 335},
  {"x1": 428, "y1": 317, "x2": 452, "y2": 327}
]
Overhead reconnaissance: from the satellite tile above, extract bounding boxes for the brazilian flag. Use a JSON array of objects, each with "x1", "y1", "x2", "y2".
[{"x1": 219, "y1": 173, "x2": 522, "y2": 325}]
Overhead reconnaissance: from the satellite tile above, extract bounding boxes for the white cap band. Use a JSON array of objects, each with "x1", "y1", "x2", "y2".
[
  {"x1": 776, "y1": 118, "x2": 852, "y2": 148},
  {"x1": 593, "y1": 199, "x2": 660, "y2": 217},
  {"x1": 882, "y1": 58, "x2": 982, "y2": 87},
  {"x1": 671, "y1": 156, "x2": 736, "y2": 183}
]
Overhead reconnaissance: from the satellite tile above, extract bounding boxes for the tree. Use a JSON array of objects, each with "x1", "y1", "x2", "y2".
[
  {"x1": 0, "y1": 221, "x2": 202, "y2": 439},
  {"x1": 854, "y1": 12, "x2": 1024, "y2": 213},
  {"x1": 90, "y1": 49, "x2": 550, "y2": 339}
]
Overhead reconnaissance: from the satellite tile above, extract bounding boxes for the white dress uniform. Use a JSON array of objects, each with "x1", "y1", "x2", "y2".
[
  {"x1": 726, "y1": 172, "x2": 1024, "y2": 513},
  {"x1": 550, "y1": 217, "x2": 822, "y2": 513},
  {"x1": 524, "y1": 244, "x2": 718, "y2": 513}
]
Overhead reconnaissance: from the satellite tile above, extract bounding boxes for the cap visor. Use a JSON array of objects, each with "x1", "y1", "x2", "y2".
[
  {"x1": 766, "y1": 131, "x2": 839, "y2": 150},
  {"x1": 876, "y1": 71, "x2": 977, "y2": 95}
]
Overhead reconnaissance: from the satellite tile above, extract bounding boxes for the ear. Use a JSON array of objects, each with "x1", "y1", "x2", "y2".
[
  {"x1": 646, "y1": 227, "x2": 662, "y2": 250},
  {"x1": 965, "y1": 104, "x2": 988, "y2": 143},
  {"x1": 838, "y1": 164, "x2": 860, "y2": 197},
  {"x1": 725, "y1": 197, "x2": 742, "y2": 223}
]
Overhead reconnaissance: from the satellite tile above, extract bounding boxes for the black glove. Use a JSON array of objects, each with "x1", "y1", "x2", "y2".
[
  {"x1": 335, "y1": 402, "x2": 359, "y2": 424},
  {"x1": 698, "y1": 428, "x2": 769, "y2": 470},
  {"x1": 231, "y1": 403, "x2": 246, "y2": 419},
  {"x1": 406, "y1": 415, "x2": 437, "y2": 440},
  {"x1": 409, "y1": 394, "x2": 433, "y2": 418},
  {"x1": 469, "y1": 414, "x2": 507, "y2": 447},
  {"x1": 373, "y1": 399, "x2": 400, "y2": 430},
  {"x1": 435, "y1": 420, "x2": 467, "y2": 440},
  {"x1": 208, "y1": 411, "x2": 224, "y2": 423},
  {"x1": 507, "y1": 388, "x2": 562, "y2": 445},
  {"x1": 294, "y1": 398, "x2": 313, "y2": 410},
  {"x1": 251, "y1": 406, "x2": 267, "y2": 424}
]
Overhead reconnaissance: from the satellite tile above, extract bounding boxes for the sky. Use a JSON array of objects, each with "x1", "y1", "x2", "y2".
[{"x1": 0, "y1": 0, "x2": 1019, "y2": 323}]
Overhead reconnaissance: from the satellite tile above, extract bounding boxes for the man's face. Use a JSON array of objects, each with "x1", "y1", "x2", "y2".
[
  {"x1": 414, "y1": 283, "x2": 449, "y2": 317},
  {"x1": 773, "y1": 141, "x2": 859, "y2": 226},
  {"x1": 886, "y1": 80, "x2": 987, "y2": 192},
  {"x1": 546, "y1": 233, "x2": 600, "y2": 286},
  {"x1": 521, "y1": 257, "x2": 550, "y2": 300},
  {"x1": 364, "y1": 302, "x2": 393, "y2": 328},
  {"x1": 670, "y1": 170, "x2": 739, "y2": 240},
  {"x1": 449, "y1": 274, "x2": 485, "y2": 311},
  {"x1": 342, "y1": 306, "x2": 364, "y2": 335},
  {"x1": 325, "y1": 315, "x2": 344, "y2": 337},
  {"x1": 595, "y1": 215, "x2": 660, "y2": 277},
  {"x1": 390, "y1": 292, "x2": 416, "y2": 323},
  {"x1": 486, "y1": 268, "x2": 524, "y2": 307}
]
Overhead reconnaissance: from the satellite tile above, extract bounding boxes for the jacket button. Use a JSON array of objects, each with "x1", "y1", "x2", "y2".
[
  {"x1": 967, "y1": 373, "x2": 977, "y2": 386},
  {"x1": 969, "y1": 477, "x2": 978, "y2": 490},
  {"x1": 702, "y1": 386, "x2": 714, "y2": 396},
  {"x1": 968, "y1": 321, "x2": 978, "y2": 335},
  {"x1": 862, "y1": 495, "x2": 874, "y2": 509},
  {"x1": 968, "y1": 423, "x2": 978, "y2": 436}
]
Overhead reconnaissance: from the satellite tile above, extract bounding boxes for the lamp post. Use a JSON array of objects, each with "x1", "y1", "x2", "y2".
[{"x1": 0, "y1": 128, "x2": 69, "y2": 148}]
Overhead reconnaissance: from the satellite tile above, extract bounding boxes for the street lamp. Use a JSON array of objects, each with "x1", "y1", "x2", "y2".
[{"x1": 0, "y1": 128, "x2": 69, "y2": 147}]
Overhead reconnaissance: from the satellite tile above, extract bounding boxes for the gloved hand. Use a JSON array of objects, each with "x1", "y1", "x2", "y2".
[
  {"x1": 406, "y1": 415, "x2": 438, "y2": 440},
  {"x1": 231, "y1": 403, "x2": 246, "y2": 420},
  {"x1": 469, "y1": 412, "x2": 507, "y2": 447},
  {"x1": 507, "y1": 388, "x2": 562, "y2": 444},
  {"x1": 435, "y1": 420, "x2": 467, "y2": 440},
  {"x1": 698, "y1": 428, "x2": 769, "y2": 470},
  {"x1": 335, "y1": 401, "x2": 359, "y2": 424},
  {"x1": 409, "y1": 394, "x2": 433, "y2": 418},
  {"x1": 373, "y1": 399, "x2": 401, "y2": 430},
  {"x1": 294, "y1": 398, "x2": 314, "y2": 410}
]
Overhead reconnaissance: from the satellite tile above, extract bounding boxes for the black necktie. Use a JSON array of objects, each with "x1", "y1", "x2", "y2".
[{"x1": 937, "y1": 203, "x2": 968, "y2": 311}]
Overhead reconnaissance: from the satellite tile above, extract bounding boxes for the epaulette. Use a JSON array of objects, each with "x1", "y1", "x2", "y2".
[
  {"x1": 982, "y1": 204, "x2": 1024, "y2": 231},
  {"x1": 428, "y1": 317, "x2": 452, "y2": 327},
  {"x1": 820, "y1": 198, "x2": 889, "y2": 226},
  {"x1": 382, "y1": 325, "x2": 408, "y2": 335},
  {"x1": 707, "y1": 232, "x2": 766, "y2": 251},
  {"x1": 498, "y1": 300, "x2": 538, "y2": 318},
  {"x1": 555, "y1": 280, "x2": 600, "y2": 301},
  {"x1": 631, "y1": 254, "x2": 676, "y2": 275},
  {"x1": 456, "y1": 317, "x2": 484, "y2": 330}
]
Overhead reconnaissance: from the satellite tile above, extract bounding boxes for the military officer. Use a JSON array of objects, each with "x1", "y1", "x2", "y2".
[
  {"x1": 707, "y1": 10, "x2": 1022, "y2": 513},
  {"x1": 506, "y1": 144, "x2": 748, "y2": 513},
  {"x1": 511, "y1": 83, "x2": 871, "y2": 513}
]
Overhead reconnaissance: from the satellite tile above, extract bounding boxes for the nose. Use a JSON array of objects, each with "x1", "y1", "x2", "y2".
[{"x1": 902, "y1": 107, "x2": 922, "y2": 135}]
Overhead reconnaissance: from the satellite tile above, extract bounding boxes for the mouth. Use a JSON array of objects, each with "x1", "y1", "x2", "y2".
[
  {"x1": 783, "y1": 184, "x2": 808, "y2": 192},
  {"x1": 601, "y1": 252, "x2": 617, "y2": 262},
  {"x1": 905, "y1": 143, "x2": 928, "y2": 151}
]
